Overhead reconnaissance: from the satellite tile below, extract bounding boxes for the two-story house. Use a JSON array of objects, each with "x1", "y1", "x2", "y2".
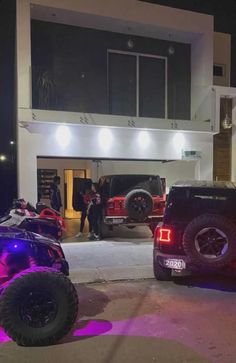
[{"x1": 16, "y1": 0, "x2": 236, "y2": 215}]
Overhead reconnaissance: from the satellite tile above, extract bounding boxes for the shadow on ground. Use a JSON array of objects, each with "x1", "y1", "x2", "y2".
[{"x1": 173, "y1": 273, "x2": 236, "y2": 292}]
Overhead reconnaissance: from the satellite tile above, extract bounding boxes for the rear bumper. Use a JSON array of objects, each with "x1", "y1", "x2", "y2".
[
  {"x1": 153, "y1": 249, "x2": 191, "y2": 270},
  {"x1": 104, "y1": 216, "x2": 163, "y2": 226}
]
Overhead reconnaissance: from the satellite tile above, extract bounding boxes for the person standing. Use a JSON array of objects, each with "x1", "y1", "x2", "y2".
[
  {"x1": 49, "y1": 176, "x2": 62, "y2": 212},
  {"x1": 88, "y1": 183, "x2": 102, "y2": 240},
  {"x1": 75, "y1": 188, "x2": 93, "y2": 238}
]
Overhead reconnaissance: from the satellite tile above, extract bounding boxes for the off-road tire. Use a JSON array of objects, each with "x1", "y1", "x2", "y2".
[
  {"x1": 0, "y1": 267, "x2": 78, "y2": 346},
  {"x1": 183, "y1": 214, "x2": 236, "y2": 268},
  {"x1": 125, "y1": 189, "x2": 153, "y2": 221}
]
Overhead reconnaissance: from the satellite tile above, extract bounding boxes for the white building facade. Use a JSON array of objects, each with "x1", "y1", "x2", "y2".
[{"x1": 16, "y1": 0, "x2": 236, "y2": 205}]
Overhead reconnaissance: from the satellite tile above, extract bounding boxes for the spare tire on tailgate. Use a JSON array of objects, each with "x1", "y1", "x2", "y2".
[
  {"x1": 125, "y1": 189, "x2": 153, "y2": 221},
  {"x1": 183, "y1": 214, "x2": 236, "y2": 268}
]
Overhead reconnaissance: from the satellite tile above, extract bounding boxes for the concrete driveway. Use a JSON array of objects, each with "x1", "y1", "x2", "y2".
[{"x1": 1, "y1": 277, "x2": 236, "y2": 363}]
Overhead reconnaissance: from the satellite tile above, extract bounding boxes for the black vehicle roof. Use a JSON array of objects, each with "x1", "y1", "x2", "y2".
[
  {"x1": 172, "y1": 180, "x2": 236, "y2": 190},
  {"x1": 100, "y1": 174, "x2": 160, "y2": 179}
]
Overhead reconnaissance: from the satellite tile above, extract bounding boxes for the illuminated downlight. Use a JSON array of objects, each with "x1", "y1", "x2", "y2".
[
  {"x1": 173, "y1": 132, "x2": 185, "y2": 151},
  {"x1": 0, "y1": 155, "x2": 6, "y2": 162},
  {"x1": 138, "y1": 130, "x2": 150, "y2": 149},
  {"x1": 56, "y1": 125, "x2": 71, "y2": 148},
  {"x1": 98, "y1": 128, "x2": 112, "y2": 150}
]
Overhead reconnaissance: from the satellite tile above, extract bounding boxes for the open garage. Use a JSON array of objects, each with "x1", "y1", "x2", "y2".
[{"x1": 37, "y1": 156, "x2": 198, "y2": 240}]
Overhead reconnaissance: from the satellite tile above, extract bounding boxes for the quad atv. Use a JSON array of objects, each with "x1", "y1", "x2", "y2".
[
  {"x1": 0, "y1": 226, "x2": 78, "y2": 346},
  {"x1": 0, "y1": 199, "x2": 65, "y2": 240}
]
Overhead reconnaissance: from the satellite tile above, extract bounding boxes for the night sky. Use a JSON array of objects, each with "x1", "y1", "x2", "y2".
[{"x1": 0, "y1": 0, "x2": 15, "y2": 157}]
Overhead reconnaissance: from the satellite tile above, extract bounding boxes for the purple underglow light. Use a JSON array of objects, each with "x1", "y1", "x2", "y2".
[
  {"x1": 0, "y1": 328, "x2": 11, "y2": 343},
  {"x1": 7, "y1": 240, "x2": 25, "y2": 253}
]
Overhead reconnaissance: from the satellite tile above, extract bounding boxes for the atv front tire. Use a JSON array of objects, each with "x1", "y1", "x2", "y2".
[{"x1": 0, "y1": 267, "x2": 78, "y2": 346}]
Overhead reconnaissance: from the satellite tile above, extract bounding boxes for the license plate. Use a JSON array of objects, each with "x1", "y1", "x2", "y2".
[
  {"x1": 113, "y1": 218, "x2": 124, "y2": 224},
  {"x1": 164, "y1": 259, "x2": 186, "y2": 270}
]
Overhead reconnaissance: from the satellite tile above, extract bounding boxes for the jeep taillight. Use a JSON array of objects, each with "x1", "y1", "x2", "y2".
[
  {"x1": 155, "y1": 226, "x2": 173, "y2": 246},
  {"x1": 159, "y1": 228, "x2": 172, "y2": 242}
]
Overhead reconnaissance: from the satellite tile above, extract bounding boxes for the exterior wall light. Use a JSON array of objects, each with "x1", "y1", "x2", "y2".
[
  {"x1": 0, "y1": 155, "x2": 7, "y2": 162},
  {"x1": 173, "y1": 132, "x2": 185, "y2": 151},
  {"x1": 168, "y1": 45, "x2": 175, "y2": 56},
  {"x1": 56, "y1": 125, "x2": 71, "y2": 148},
  {"x1": 222, "y1": 97, "x2": 232, "y2": 129},
  {"x1": 127, "y1": 38, "x2": 134, "y2": 49},
  {"x1": 138, "y1": 130, "x2": 150, "y2": 149},
  {"x1": 222, "y1": 114, "x2": 232, "y2": 129},
  {"x1": 98, "y1": 128, "x2": 112, "y2": 150},
  {"x1": 168, "y1": 34, "x2": 175, "y2": 56}
]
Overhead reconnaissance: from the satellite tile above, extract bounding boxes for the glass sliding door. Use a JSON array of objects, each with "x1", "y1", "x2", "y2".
[
  {"x1": 139, "y1": 56, "x2": 166, "y2": 118},
  {"x1": 108, "y1": 51, "x2": 167, "y2": 118},
  {"x1": 108, "y1": 52, "x2": 137, "y2": 116}
]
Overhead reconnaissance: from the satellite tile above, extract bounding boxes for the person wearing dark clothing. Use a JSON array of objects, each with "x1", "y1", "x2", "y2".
[
  {"x1": 75, "y1": 190, "x2": 92, "y2": 238},
  {"x1": 88, "y1": 183, "x2": 102, "y2": 240},
  {"x1": 50, "y1": 176, "x2": 62, "y2": 212}
]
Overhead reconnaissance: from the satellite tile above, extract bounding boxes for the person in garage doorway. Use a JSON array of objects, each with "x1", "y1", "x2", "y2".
[
  {"x1": 88, "y1": 183, "x2": 102, "y2": 241},
  {"x1": 49, "y1": 176, "x2": 62, "y2": 212},
  {"x1": 75, "y1": 188, "x2": 93, "y2": 238}
]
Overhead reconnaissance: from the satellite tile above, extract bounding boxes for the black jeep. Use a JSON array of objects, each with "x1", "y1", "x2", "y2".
[{"x1": 153, "y1": 181, "x2": 236, "y2": 281}]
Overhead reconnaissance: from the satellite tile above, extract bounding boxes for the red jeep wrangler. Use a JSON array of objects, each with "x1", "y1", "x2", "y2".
[{"x1": 98, "y1": 174, "x2": 165, "y2": 238}]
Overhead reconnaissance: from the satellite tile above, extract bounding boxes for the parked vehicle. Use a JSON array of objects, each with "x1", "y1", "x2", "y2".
[
  {"x1": 98, "y1": 174, "x2": 165, "y2": 238},
  {"x1": 153, "y1": 181, "x2": 236, "y2": 281},
  {"x1": 0, "y1": 199, "x2": 65, "y2": 240},
  {"x1": 0, "y1": 226, "x2": 78, "y2": 346}
]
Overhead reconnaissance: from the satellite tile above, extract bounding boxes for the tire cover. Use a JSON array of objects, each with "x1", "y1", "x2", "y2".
[
  {"x1": 183, "y1": 214, "x2": 236, "y2": 268},
  {"x1": 124, "y1": 189, "x2": 153, "y2": 221}
]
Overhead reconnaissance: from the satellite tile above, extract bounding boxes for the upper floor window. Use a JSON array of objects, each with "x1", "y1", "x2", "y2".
[
  {"x1": 108, "y1": 50, "x2": 167, "y2": 118},
  {"x1": 213, "y1": 64, "x2": 225, "y2": 77}
]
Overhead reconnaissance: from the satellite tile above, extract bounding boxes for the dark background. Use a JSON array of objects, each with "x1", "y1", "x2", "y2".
[
  {"x1": 140, "y1": 0, "x2": 236, "y2": 87},
  {"x1": 0, "y1": 0, "x2": 16, "y2": 214}
]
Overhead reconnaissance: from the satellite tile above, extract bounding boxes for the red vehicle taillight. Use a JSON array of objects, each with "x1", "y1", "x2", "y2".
[
  {"x1": 159, "y1": 228, "x2": 172, "y2": 242},
  {"x1": 155, "y1": 226, "x2": 173, "y2": 245}
]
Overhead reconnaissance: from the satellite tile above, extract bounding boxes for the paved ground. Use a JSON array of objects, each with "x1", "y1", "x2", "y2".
[
  {"x1": 62, "y1": 224, "x2": 154, "y2": 283},
  {"x1": 1, "y1": 277, "x2": 236, "y2": 363},
  {"x1": 63, "y1": 239, "x2": 153, "y2": 283},
  {"x1": 63, "y1": 221, "x2": 152, "y2": 242}
]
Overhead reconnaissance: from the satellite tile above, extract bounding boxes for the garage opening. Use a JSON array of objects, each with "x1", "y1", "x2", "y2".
[{"x1": 37, "y1": 157, "x2": 198, "y2": 242}]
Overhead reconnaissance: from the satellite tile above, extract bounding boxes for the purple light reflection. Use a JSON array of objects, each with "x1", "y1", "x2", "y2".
[
  {"x1": 73, "y1": 320, "x2": 113, "y2": 336},
  {"x1": 73, "y1": 314, "x2": 197, "y2": 349},
  {"x1": 73, "y1": 316, "x2": 210, "y2": 360},
  {"x1": 73, "y1": 315, "x2": 181, "y2": 339},
  {"x1": 0, "y1": 328, "x2": 11, "y2": 343}
]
